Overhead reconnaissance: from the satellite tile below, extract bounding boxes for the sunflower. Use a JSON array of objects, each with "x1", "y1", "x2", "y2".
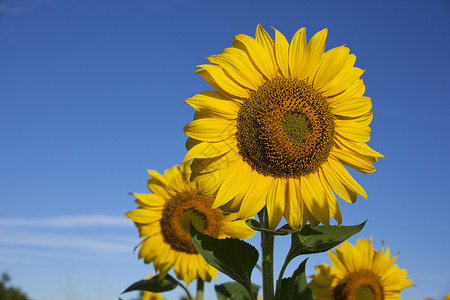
[
  {"x1": 143, "y1": 290, "x2": 163, "y2": 300},
  {"x1": 309, "y1": 238, "x2": 414, "y2": 300},
  {"x1": 126, "y1": 161, "x2": 255, "y2": 286},
  {"x1": 183, "y1": 24, "x2": 383, "y2": 229},
  {"x1": 141, "y1": 275, "x2": 164, "y2": 300}
]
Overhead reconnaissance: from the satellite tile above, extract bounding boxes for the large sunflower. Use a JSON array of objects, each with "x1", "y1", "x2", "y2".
[
  {"x1": 183, "y1": 25, "x2": 383, "y2": 229},
  {"x1": 126, "y1": 161, "x2": 255, "y2": 285},
  {"x1": 309, "y1": 238, "x2": 414, "y2": 300}
]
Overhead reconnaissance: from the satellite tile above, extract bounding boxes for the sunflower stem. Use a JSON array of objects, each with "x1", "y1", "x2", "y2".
[
  {"x1": 196, "y1": 278, "x2": 204, "y2": 300},
  {"x1": 275, "y1": 257, "x2": 290, "y2": 298},
  {"x1": 259, "y1": 209, "x2": 274, "y2": 300},
  {"x1": 178, "y1": 281, "x2": 193, "y2": 300}
]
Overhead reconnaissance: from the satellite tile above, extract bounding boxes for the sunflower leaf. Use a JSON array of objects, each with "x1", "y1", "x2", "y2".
[
  {"x1": 286, "y1": 221, "x2": 366, "y2": 263},
  {"x1": 245, "y1": 219, "x2": 301, "y2": 235},
  {"x1": 275, "y1": 224, "x2": 304, "y2": 235},
  {"x1": 122, "y1": 274, "x2": 178, "y2": 294},
  {"x1": 190, "y1": 223, "x2": 259, "y2": 291},
  {"x1": 215, "y1": 282, "x2": 260, "y2": 300},
  {"x1": 276, "y1": 259, "x2": 315, "y2": 300}
]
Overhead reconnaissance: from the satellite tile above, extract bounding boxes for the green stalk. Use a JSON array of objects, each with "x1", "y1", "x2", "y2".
[
  {"x1": 196, "y1": 278, "x2": 204, "y2": 300},
  {"x1": 259, "y1": 209, "x2": 274, "y2": 300},
  {"x1": 275, "y1": 258, "x2": 290, "y2": 298},
  {"x1": 177, "y1": 281, "x2": 193, "y2": 300}
]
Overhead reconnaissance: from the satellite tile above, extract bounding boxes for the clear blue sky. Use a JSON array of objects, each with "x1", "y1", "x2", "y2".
[{"x1": 1, "y1": 0, "x2": 449, "y2": 299}]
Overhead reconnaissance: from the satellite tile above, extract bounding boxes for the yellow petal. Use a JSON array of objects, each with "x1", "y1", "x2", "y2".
[
  {"x1": 255, "y1": 24, "x2": 277, "y2": 74},
  {"x1": 233, "y1": 33, "x2": 276, "y2": 79},
  {"x1": 302, "y1": 28, "x2": 327, "y2": 80},
  {"x1": 201, "y1": 162, "x2": 240, "y2": 197},
  {"x1": 222, "y1": 47, "x2": 266, "y2": 87},
  {"x1": 221, "y1": 216, "x2": 256, "y2": 239},
  {"x1": 318, "y1": 169, "x2": 342, "y2": 225},
  {"x1": 185, "y1": 137, "x2": 201, "y2": 150},
  {"x1": 208, "y1": 51, "x2": 261, "y2": 90},
  {"x1": 300, "y1": 173, "x2": 330, "y2": 225},
  {"x1": 322, "y1": 66, "x2": 365, "y2": 97},
  {"x1": 236, "y1": 175, "x2": 272, "y2": 220},
  {"x1": 184, "y1": 118, "x2": 236, "y2": 143},
  {"x1": 191, "y1": 150, "x2": 240, "y2": 174},
  {"x1": 335, "y1": 120, "x2": 371, "y2": 143},
  {"x1": 320, "y1": 52, "x2": 356, "y2": 90},
  {"x1": 182, "y1": 138, "x2": 237, "y2": 162},
  {"x1": 186, "y1": 91, "x2": 240, "y2": 119},
  {"x1": 335, "y1": 137, "x2": 384, "y2": 159},
  {"x1": 139, "y1": 223, "x2": 162, "y2": 238},
  {"x1": 266, "y1": 178, "x2": 285, "y2": 230},
  {"x1": 313, "y1": 46, "x2": 350, "y2": 90},
  {"x1": 273, "y1": 27, "x2": 290, "y2": 77},
  {"x1": 219, "y1": 163, "x2": 255, "y2": 212},
  {"x1": 328, "y1": 157, "x2": 368, "y2": 199},
  {"x1": 330, "y1": 148, "x2": 376, "y2": 174},
  {"x1": 329, "y1": 247, "x2": 349, "y2": 273},
  {"x1": 321, "y1": 160, "x2": 357, "y2": 203},
  {"x1": 125, "y1": 208, "x2": 161, "y2": 224},
  {"x1": 328, "y1": 79, "x2": 366, "y2": 104},
  {"x1": 147, "y1": 170, "x2": 170, "y2": 198},
  {"x1": 214, "y1": 162, "x2": 249, "y2": 207},
  {"x1": 288, "y1": 27, "x2": 307, "y2": 79},
  {"x1": 195, "y1": 64, "x2": 249, "y2": 99},
  {"x1": 333, "y1": 96, "x2": 372, "y2": 118},
  {"x1": 132, "y1": 193, "x2": 166, "y2": 207},
  {"x1": 284, "y1": 178, "x2": 302, "y2": 229}
]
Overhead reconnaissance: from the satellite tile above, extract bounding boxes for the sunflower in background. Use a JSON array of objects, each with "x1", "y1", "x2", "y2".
[
  {"x1": 126, "y1": 161, "x2": 255, "y2": 285},
  {"x1": 183, "y1": 24, "x2": 383, "y2": 230},
  {"x1": 142, "y1": 290, "x2": 163, "y2": 300},
  {"x1": 309, "y1": 238, "x2": 414, "y2": 299}
]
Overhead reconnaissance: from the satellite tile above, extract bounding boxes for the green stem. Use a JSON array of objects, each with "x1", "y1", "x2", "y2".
[
  {"x1": 259, "y1": 209, "x2": 274, "y2": 300},
  {"x1": 275, "y1": 258, "x2": 290, "y2": 298},
  {"x1": 196, "y1": 278, "x2": 204, "y2": 300},
  {"x1": 178, "y1": 281, "x2": 193, "y2": 300}
]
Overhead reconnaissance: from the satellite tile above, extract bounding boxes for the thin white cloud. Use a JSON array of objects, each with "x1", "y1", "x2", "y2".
[
  {"x1": 0, "y1": 215, "x2": 139, "y2": 264},
  {"x1": 0, "y1": 228, "x2": 133, "y2": 254},
  {"x1": 0, "y1": 215, "x2": 132, "y2": 228}
]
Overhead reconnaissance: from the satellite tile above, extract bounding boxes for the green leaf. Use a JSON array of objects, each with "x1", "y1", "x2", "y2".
[
  {"x1": 276, "y1": 259, "x2": 315, "y2": 300},
  {"x1": 215, "y1": 282, "x2": 260, "y2": 300},
  {"x1": 245, "y1": 219, "x2": 275, "y2": 233},
  {"x1": 275, "y1": 224, "x2": 303, "y2": 235},
  {"x1": 190, "y1": 223, "x2": 259, "y2": 289},
  {"x1": 122, "y1": 274, "x2": 178, "y2": 294},
  {"x1": 245, "y1": 219, "x2": 299, "y2": 236},
  {"x1": 245, "y1": 219, "x2": 304, "y2": 236},
  {"x1": 286, "y1": 221, "x2": 366, "y2": 262}
]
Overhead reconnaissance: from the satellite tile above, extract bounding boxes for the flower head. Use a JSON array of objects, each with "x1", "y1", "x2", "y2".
[
  {"x1": 184, "y1": 24, "x2": 383, "y2": 229},
  {"x1": 309, "y1": 238, "x2": 414, "y2": 300},
  {"x1": 126, "y1": 161, "x2": 255, "y2": 285},
  {"x1": 143, "y1": 290, "x2": 163, "y2": 300}
]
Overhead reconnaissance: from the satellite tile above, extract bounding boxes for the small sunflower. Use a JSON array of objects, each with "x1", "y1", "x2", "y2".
[
  {"x1": 143, "y1": 290, "x2": 163, "y2": 300},
  {"x1": 183, "y1": 24, "x2": 383, "y2": 229},
  {"x1": 126, "y1": 161, "x2": 255, "y2": 286},
  {"x1": 141, "y1": 275, "x2": 163, "y2": 300},
  {"x1": 309, "y1": 238, "x2": 414, "y2": 300}
]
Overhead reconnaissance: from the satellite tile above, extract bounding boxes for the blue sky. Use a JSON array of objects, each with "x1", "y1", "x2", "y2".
[{"x1": 1, "y1": 0, "x2": 449, "y2": 299}]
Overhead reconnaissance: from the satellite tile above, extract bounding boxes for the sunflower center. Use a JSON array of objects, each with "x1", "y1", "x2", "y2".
[
  {"x1": 236, "y1": 77, "x2": 335, "y2": 178},
  {"x1": 160, "y1": 191, "x2": 223, "y2": 254},
  {"x1": 333, "y1": 270, "x2": 384, "y2": 300},
  {"x1": 282, "y1": 112, "x2": 312, "y2": 144}
]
